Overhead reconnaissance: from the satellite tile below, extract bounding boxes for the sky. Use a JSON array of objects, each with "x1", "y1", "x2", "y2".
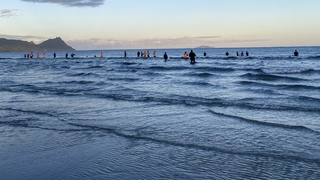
[{"x1": 1, "y1": 0, "x2": 320, "y2": 50}]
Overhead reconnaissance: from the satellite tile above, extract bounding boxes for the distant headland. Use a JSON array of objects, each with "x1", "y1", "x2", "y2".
[
  {"x1": 0, "y1": 37, "x2": 75, "y2": 52},
  {"x1": 196, "y1": 45, "x2": 215, "y2": 49}
]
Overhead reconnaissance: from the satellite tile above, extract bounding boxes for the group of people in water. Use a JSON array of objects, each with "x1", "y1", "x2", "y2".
[{"x1": 23, "y1": 49, "x2": 300, "y2": 62}]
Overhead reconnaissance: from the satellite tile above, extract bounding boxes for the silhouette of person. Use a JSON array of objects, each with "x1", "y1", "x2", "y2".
[
  {"x1": 241, "y1": 51, "x2": 244, "y2": 56},
  {"x1": 71, "y1": 53, "x2": 75, "y2": 58},
  {"x1": 294, "y1": 50, "x2": 299, "y2": 56},
  {"x1": 163, "y1": 52, "x2": 168, "y2": 61},
  {"x1": 137, "y1": 51, "x2": 140, "y2": 57},
  {"x1": 53, "y1": 53, "x2": 56, "y2": 58},
  {"x1": 124, "y1": 50, "x2": 127, "y2": 57},
  {"x1": 27, "y1": 54, "x2": 30, "y2": 58},
  {"x1": 189, "y1": 50, "x2": 196, "y2": 64},
  {"x1": 66, "y1": 53, "x2": 68, "y2": 58},
  {"x1": 153, "y1": 51, "x2": 156, "y2": 57},
  {"x1": 203, "y1": 51, "x2": 207, "y2": 56},
  {"x1": 236, "y1": 52, "x2": 239, "y2": 56},
  {"x1": 147, "y1": 50, "x2": 150, "y2": 57},
  {"x1": 226, "y1": 51, "x2": 229, "y2": 56},
  {"x1": 246, "y1": 51, "x2": 249, "y2": 56},
  {"x1": 100, "y1": 52, "x2": 103, "y2": 58}
]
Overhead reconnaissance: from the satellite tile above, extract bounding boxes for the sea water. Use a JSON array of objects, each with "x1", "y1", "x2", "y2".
[{"x1": 0, "y1": 47, "x2": 320, "y2": 179}]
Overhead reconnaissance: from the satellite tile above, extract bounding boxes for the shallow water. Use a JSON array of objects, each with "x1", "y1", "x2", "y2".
[{"x1": 1, "y1": 47, "x2": 320, "y2": 179}]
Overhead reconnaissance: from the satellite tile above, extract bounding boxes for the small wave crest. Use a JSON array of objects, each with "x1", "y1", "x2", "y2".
[{"x1": 207, "y1": 108, "x2": 320, "y2": 134}]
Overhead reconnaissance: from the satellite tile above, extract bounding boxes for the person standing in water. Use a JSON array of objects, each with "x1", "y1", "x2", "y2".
[
  {"x1": 183, "y1": 52, "x2": 188, "y2": 59},
  {"x1": 294, "y1": 50, "x2": 299, "y2": 56},
  {"x1": 100, "y1": 52, "x2": 103, "y2": 58},
  {"x1": 124, "y1": 50, "x2": 127, "y2": 58},
  {"x1": 153, "y1": 51, "x2": 157, "y2": 58},
  {"x1": 203, "y1": 51, "x2": 207, "y2": 56},
  {"x1": 53, "y1": 53, "x2": 56, "y2": 58},
  {"x1": 226, "y1": 51, "x2": 229, "y2": 56},
  {"x1": 163, "y1": 52, "x2": 168, "y2": 61},
  {"x1": 189, "y1": 50, "x2": 196, "y2": 64}
]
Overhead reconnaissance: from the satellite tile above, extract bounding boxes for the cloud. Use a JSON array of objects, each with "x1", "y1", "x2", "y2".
[
  {"x1": 0, "y1": 9, "x2": 18, "y2": 17},
  {"x1": 66, "y1": 36, "x2": 224, "y2": 50},
  {"x1": 21, "y1": 0, "x2": 105, "y2": 7}
]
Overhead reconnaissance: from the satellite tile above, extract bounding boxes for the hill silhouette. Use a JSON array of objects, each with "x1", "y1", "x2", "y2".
[{"x1": 0, "y1": 37, "x2": 75, "y2": 52}]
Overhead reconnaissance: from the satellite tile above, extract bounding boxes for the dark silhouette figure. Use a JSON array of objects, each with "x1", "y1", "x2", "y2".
[
  {"x1": 226, "y1": 51, "x2": 229, "y2": 56},
  {"x1": 124, "y1": 50, "x2": 127, "y2": 58},
  {"x1": 294, "y1": 50, "x2": 299, "y2": 56},
  {"x1": 137, "y1": 51, "x2": 140, "y2": 57},
  {"x1": 163, "y1": 52, "x2": 168, "y2": 61},
  {"x1": 189, "y1": 50, "x2": 196, "y2": 64},
  {"x1": 27, "y1": 54, "x2": 29, "y2": 58},
  {"x1": 53, "y1": 53, "x2": 56, "y2": 58},
  {"x1": 71, "y1": 53, "x2": 75, "y2": 58},
  {"x1": 241, "y1": 51, "x2": 244, "y2": 56},
  {"x1": 30, "y1": 52, "x2": 33, "y2": 58},
  {"x1": 246, "y1": 51, "x2": 249, "y2": 56},
  {"x1": 236, "y1": 52, "x2": 239, "y2": 56},
  {"x1": 66, "y1": 53, "x2": 68, "y2": 58},
  {"x1": 203, "y1": 51, "x2": 207, "y2": 56}
]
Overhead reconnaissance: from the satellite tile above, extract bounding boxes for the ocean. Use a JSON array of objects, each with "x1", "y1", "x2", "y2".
[{"x1": 1, "y1": 47, "x2": 320, "y2": 179}]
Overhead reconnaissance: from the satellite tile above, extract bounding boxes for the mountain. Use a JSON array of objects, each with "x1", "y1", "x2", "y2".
[
  {"x1": 0, "y1": 37, "x2": 75, "y2": 52},
  {"x1": 38, "y1": 37, "x2": 75, "y2": 51}
]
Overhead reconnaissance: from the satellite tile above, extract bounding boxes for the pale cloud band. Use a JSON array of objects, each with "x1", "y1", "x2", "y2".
[
  {"x1": 21, "y1": 0, "x2": 105, "y2": 7},
  {"x1": 0, "y1": 9, "x2": 18, "y2": 17}
]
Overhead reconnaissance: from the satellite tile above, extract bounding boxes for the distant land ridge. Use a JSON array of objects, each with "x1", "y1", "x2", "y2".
[{"x1": 0, "y1": 37, "x2": 75, "y2": 52}]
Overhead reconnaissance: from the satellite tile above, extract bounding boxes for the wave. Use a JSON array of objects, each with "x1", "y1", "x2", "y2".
[
  {"x1": 241, "y1": 73, "x2": 306, "y2": 82},
  {"x1": 1, "y1": 107, "x2": 319, "y2": 164},
  {"x1": 239, "y1": 80, "x2": 320, "y2": 90},
  {"x1": 261, "y1": 68, "x2": 315, "y2": 75},
  {"x1": 207, "y1": 108, "x2": 320, "y2": 134},
  {"x1": 58, "y1": 121, "x2": 319, "y2": 164}
]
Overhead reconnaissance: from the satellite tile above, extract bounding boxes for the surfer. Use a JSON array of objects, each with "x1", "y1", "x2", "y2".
[
  {"x1": 226, "y1": 51, "x2": 229, "y2": 56},
  {"x1": 124, "y1": 50, "x2": 127, "y2": 58},
  {"x1": 246, "y1": 51, "x2": 249, "y2": 56},
  {"x1": 204, "y1": 51, "x2": 207, "y2": 56},
  {"x1": 294, "y1": 50, "x2": 299, "y2": 56},
  {"x1": 163, "y1": 52, "x2": 168, "y2": 61},
  {"x1": 53, "y1": 53, "x2": 56, "y2": 58},
  {"x1": 189, "y1": 50, "x2": 196, "y2": 64}
]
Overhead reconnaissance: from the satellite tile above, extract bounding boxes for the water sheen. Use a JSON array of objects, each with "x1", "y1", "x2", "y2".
[{"x1": 1, "y1": 47, "x2": 320, "y2": 179}]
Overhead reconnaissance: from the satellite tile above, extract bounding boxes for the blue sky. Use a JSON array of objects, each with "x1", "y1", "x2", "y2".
[{"x1": 1, "y1": 0, "x2": 320, "y2": 50}]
